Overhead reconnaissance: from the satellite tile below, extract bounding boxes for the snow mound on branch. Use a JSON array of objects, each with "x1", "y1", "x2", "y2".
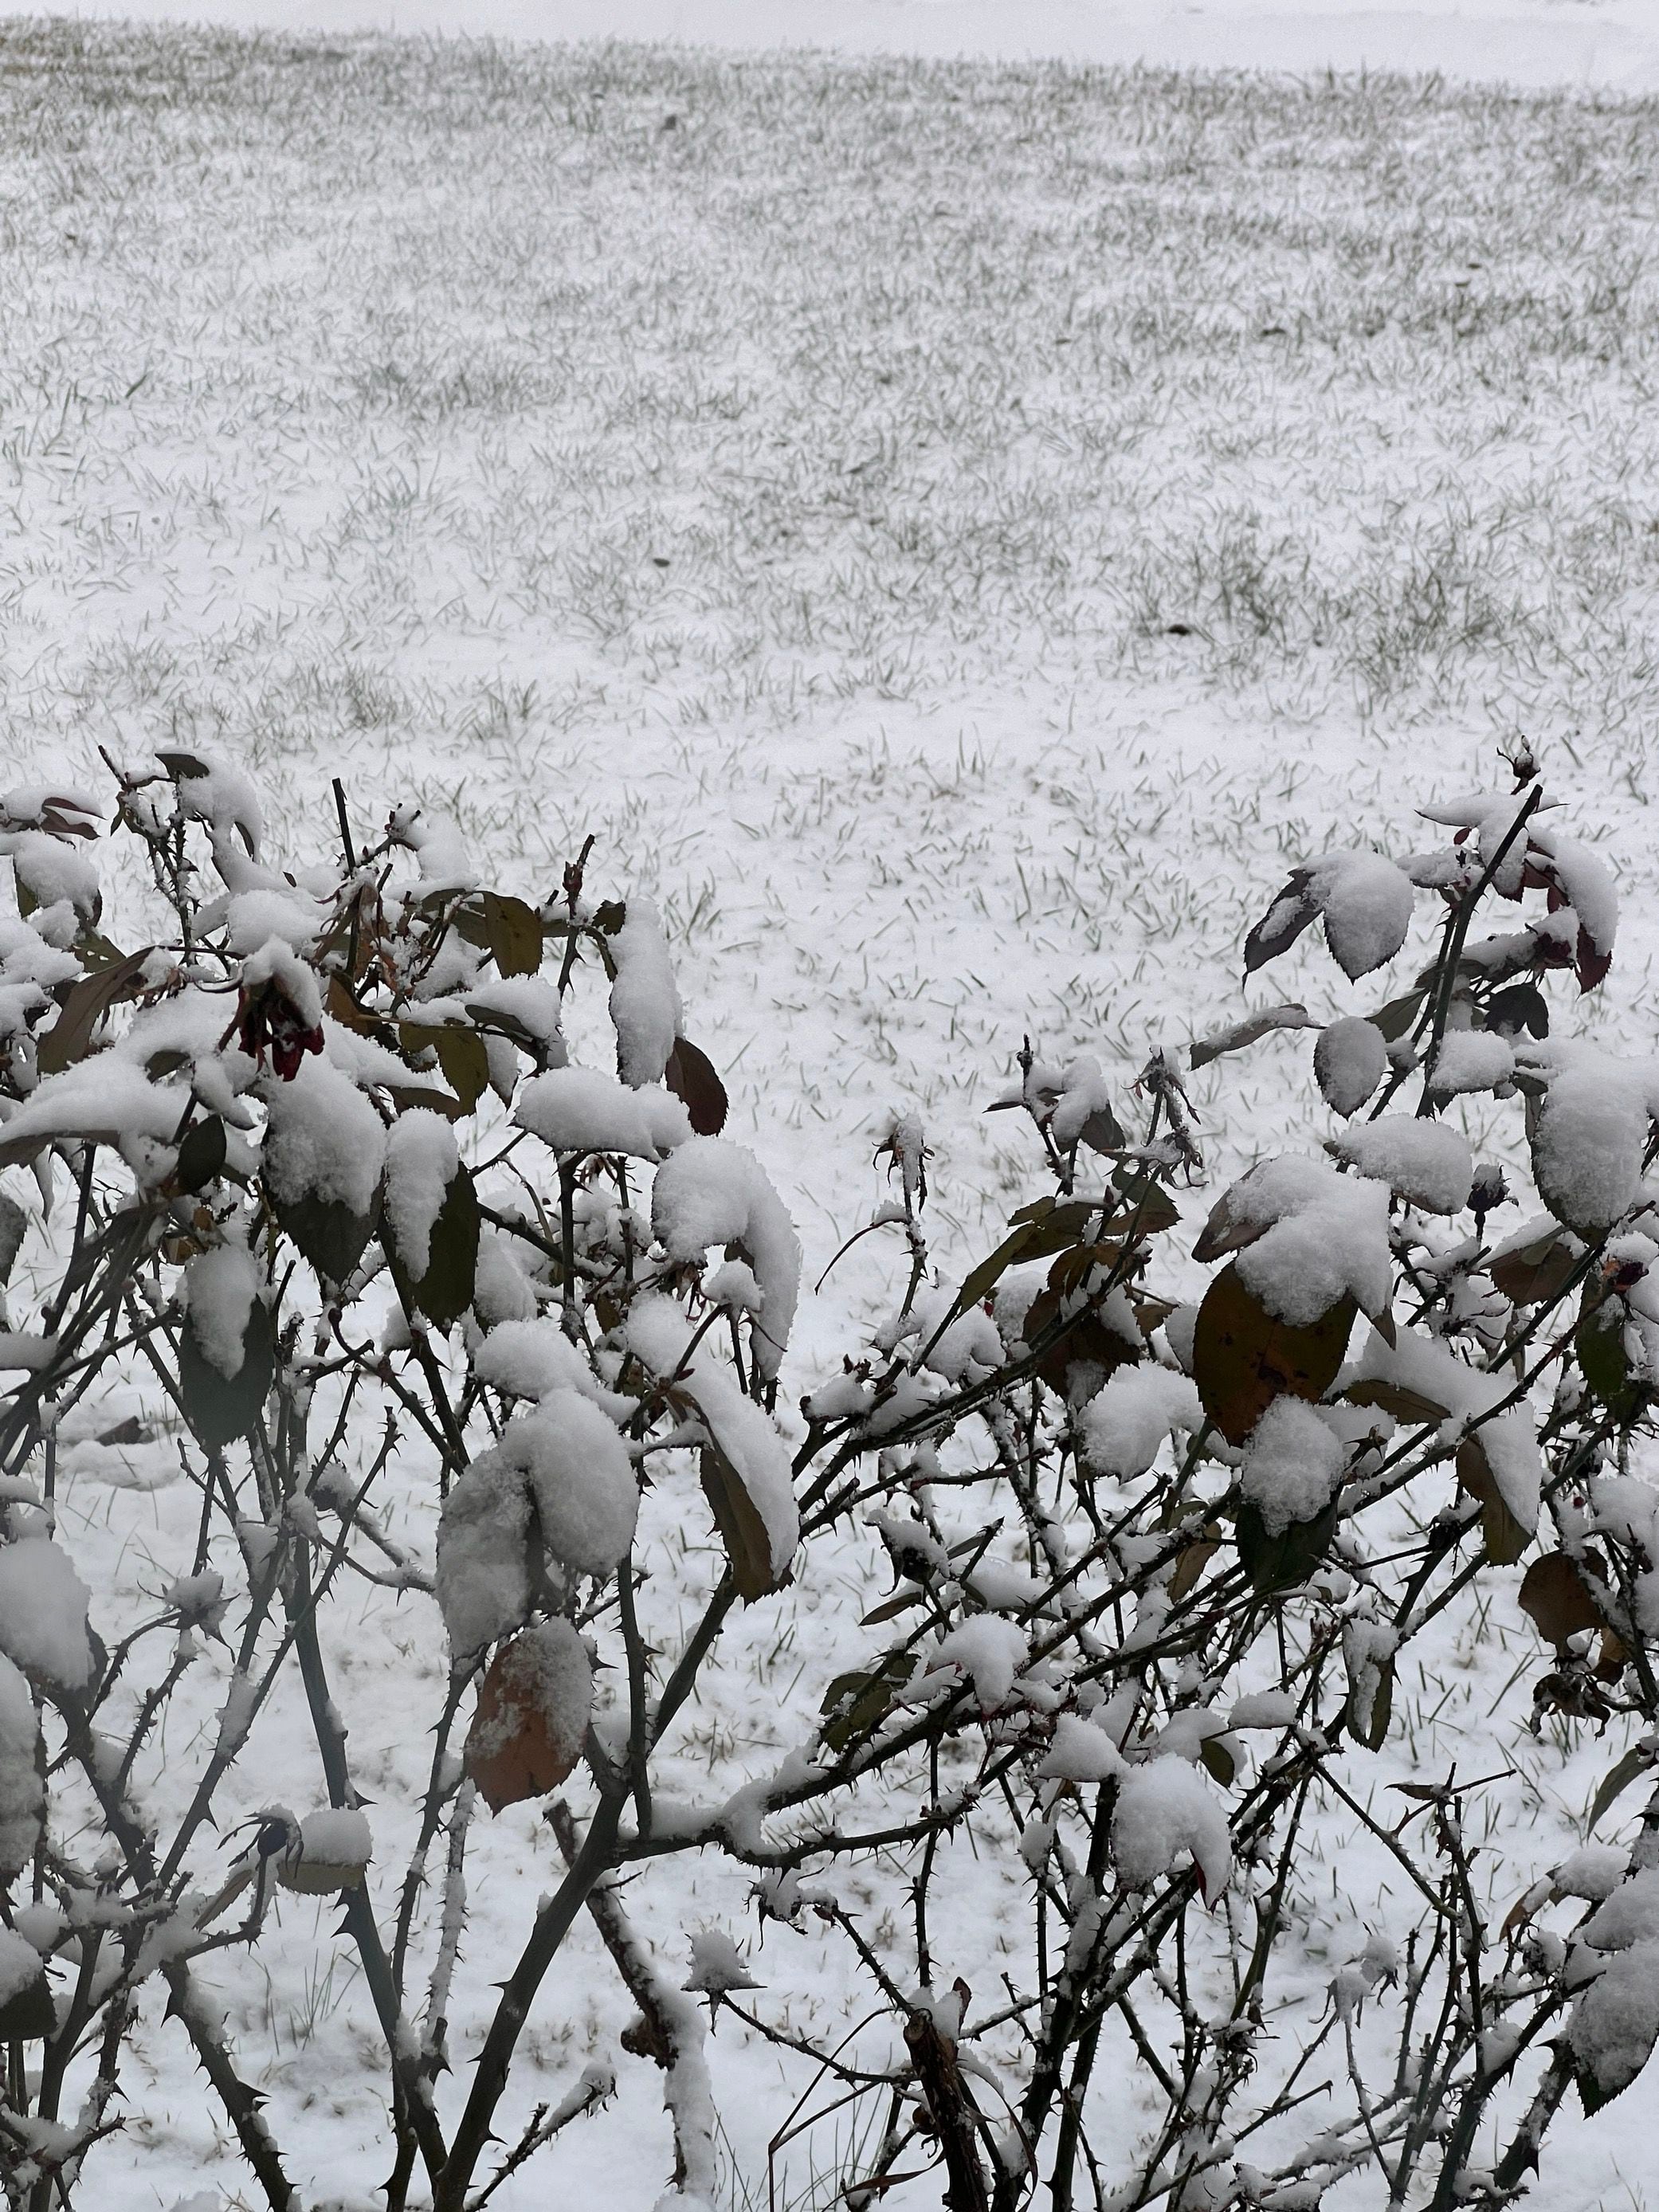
[
  {"x1": 382, "y1": 1110, "x2": 458, "y2": 1279},
  {"x1": 262, "y1": 1054, "x2": 386, "y2": 1217},
  {"x1": 1038, "y1": 1712, "x2": 1128, "y2": 1783},
  {"x1": 650, "y1": 1138, "x2": 802, "y2": 1380},
  {"x1": 684, "y1": 1929, "x2": 760, "y2": 1995},
  {"x1": 609, "y1": 896, "x2": 683, "y2": 1088},
  {"x1": 0, "y1": 1538, "x2": 92, "y2": 1690},
  {"x1": 515, "y1": 1065, "x2": 691, "y2": 1161},
  {"x1": 1332, "y1": 1116, "x2": 1472, "y2": 1214},
  {"x1": 1079, "y1": 1366, "x2": 1203, "y2": 1478},
  {"x1": 931, "y1": 1616, "x2": 1029, "y2": 1708},
  {"x1": 1112, "y1": 1757, "x2": 1231, "y2": 1899},
  {"x1": 1240, "y1": 1397, "x2": 1344, "y2": 1535}
]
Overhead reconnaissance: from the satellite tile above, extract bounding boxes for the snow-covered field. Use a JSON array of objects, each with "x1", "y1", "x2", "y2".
[{"x1": 5, "y1": 18, "x2": 1659, "y2": 2210}]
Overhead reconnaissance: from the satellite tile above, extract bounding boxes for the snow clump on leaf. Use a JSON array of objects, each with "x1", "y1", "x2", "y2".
[
  {"x1": 1314, "y1": 1017, "x2": 1387, "y2": 1116},
  {"x1": 1332, "y1": 1116, "x2": 1473, "y2": 1215},
  {"x1": 382, "y1": 1109, "x2": 460, "y2": 1280},
  {"x1": 1240, "y1": 1397, "x2": 1346, "y2": 1535},
  {"x1": 0, "y1": 1651, "x2": 42, "y2": 1874},
  {"x1": 1528, "y1": 1055, "x2": 1656, "y2": 1233},
  {"x1": 1112, "y1": 1757, "x2": 1231, "y2": 1900},
  {"x1": 515, "y1": 1065, "x2": 691, "y2": 1162},
  {"x1": 1199, "y1": 1154, "x2": 1392, "y2": 1326},
  {"x1": 1079, "y1": 1366, "x2": 1204, "y2": 1480},
  {"x1": 1310, "y1": 852, "x2": 1415, "y2": 981},
  {"x1": 650, "y1": 1138, "x2": 802, "y2": 1380},
  {"x1": 0, "y1": 1538, "x2": 92, "y2": 1690},
  {"x1": 261, "y1": 1053, "x2": 386, "y2": 1218},
  {"x1": 609, "y1": 896, "x2": 683, "y2": 1088}
]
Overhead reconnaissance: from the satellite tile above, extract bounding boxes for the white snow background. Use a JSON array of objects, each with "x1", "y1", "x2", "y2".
[{"x1": 3, "y1": 11, "x2": 1659, "y2": 2210}]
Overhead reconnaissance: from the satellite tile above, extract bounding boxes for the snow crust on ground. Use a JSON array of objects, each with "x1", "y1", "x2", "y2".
[
  {"x1": 37, "y1": 0, "x2": 1659, "y2": 92},
  {"x1": 5, "y1": 22, "x2": 1659, "y2": 2212}
]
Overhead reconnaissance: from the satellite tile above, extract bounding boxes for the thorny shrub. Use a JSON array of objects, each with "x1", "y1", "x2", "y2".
[{"x1": 1, "y1": 742, "x2": 1658, "y2": 2212}]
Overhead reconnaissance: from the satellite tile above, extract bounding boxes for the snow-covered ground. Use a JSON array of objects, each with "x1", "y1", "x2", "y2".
[
  {"x1": 5, "y1": 17, "x2": 1659, "y2": 2211},
  {"x1": 35, "y1": 0, "x2": 1659, "y2": 92}
]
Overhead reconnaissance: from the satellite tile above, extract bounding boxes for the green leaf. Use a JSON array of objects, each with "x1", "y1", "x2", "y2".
[
  {"x1": 820, "y1": 1649, "x2": 913, "y2": 1753},
  {"x1": 1576, "y1": 1299, "x2": 1644, "y2": 1423},
  {"x1": 1107, "y1": 1167, "x2": 1180, "y2": 1233},
  {"x1": 1199, "y1": 1734, "x2": 1236, "y2": 1786},
  {"x1": 175, "y1": 1115, "x2": 227, "y2": 1194},
  {"x1": 0, "y1": 1193, "x2": 27, "y2": 1286},
  {"x1": 269, "y1": 1187, "x2": 375, "y2": 1285},
  {"x1": 398, "y1": 1022, "x2": 489, "y2": 1112},
  {"x1": 178, "y1": 1296, "x2": 273, "y2": 1449},
  {"x1": 36, "y1": 943, "x2": 153, "y2": 1077},
  {"x1": 1348, "y1": 1652, "x2": 1394, "y2": 1751},
  {"x1": 1235, "y1": 1496, "x2": 1340, "y2": 1596},
  {"x1": 0, "y1": 1964, "x2": 55, "y2": 2040},
  {"x1": 700, "y1": 1440, "x2": 786, "y2": 1603},
  {"x1": 1368, "y1": 990, "x2": 1425, "y2": 1042},
  {"x1": 386, "y1": 1163, "x2": 480, "y2": 1332},
  {"x1": 1192, "y1": 1266, "x2": 1355, "y2": 1447},
  {"x1": 1457, "y1": 1437, "x2": 1532, "y2": 1567},
  {"x1": 1518, "y1": 1550, "x2": 1605, "y2": 1648},
  {"x1": 1491, "y1": 1232, "x2": 1579, "y2": 1308},
  {"x1": 1189, "y1": 1003, "x2": 1316, "y2": 1071},
  {"x1": 1589, "y1": 1746, "x2": 1652, "y2": 1832},
  {"x1": 482, "y1": 891, "x2": 543, "y2": 977}
]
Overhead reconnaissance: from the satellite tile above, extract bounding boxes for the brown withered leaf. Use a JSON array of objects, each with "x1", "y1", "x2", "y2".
[
  {"x1": 1191, "y1": 1265, "x2": 1355, "y2": 1446},
  {"x1": 1517, "y1": 1551, "x2": 1606, "y2": 1649}
]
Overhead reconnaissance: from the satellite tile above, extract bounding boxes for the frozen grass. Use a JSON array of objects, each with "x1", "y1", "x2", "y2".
[{"x1": 7, "y1": 21, "x2": 1659, "y2": 2210}]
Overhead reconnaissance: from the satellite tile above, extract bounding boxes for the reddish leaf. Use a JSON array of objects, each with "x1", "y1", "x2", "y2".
[{"x1": 465, "y1": 1622, "x2": 593, "y2": 1813}]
